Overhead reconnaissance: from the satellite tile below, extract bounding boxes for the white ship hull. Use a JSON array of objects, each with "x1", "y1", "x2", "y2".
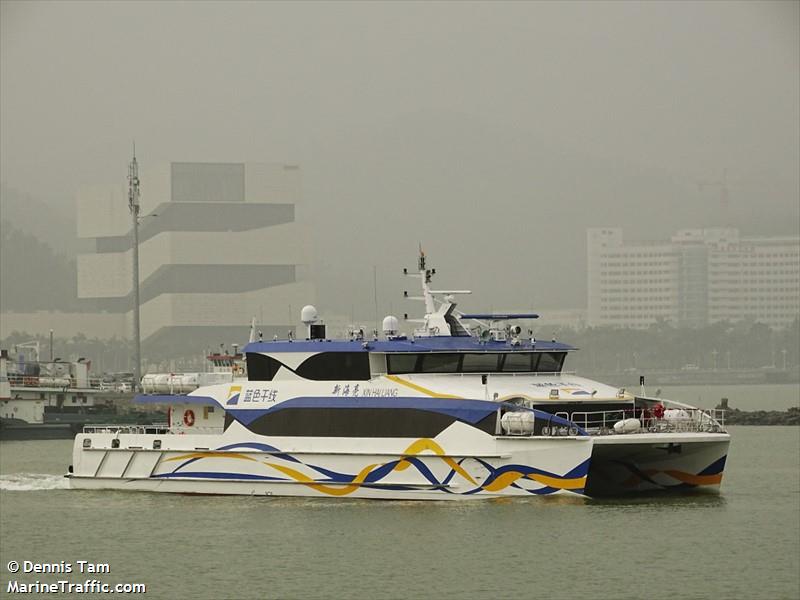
[{"x1": 68, "y1": 422, "x2": 594, "y2": 500}]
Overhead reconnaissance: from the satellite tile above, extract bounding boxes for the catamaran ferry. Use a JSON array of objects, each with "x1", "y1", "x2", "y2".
[{"x1": 67, "y1": 252, "x2": 730, "y2": 499}]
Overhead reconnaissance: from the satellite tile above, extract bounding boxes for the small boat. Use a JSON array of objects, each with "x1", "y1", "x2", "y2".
[
  {"x1": 67, "y1": 252, "x2": 730, "y2": 498},
  {"x1": 0, "y1": 347, "x2": 161, "y2": 440}
]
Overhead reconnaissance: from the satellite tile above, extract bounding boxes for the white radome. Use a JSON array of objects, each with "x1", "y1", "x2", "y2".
[
  {"x1": 382, "y1": 315, "x2": 399, "y2": 336},
  {"x1": 300, "y1": 305, "x2": 319, "y2": 325}
]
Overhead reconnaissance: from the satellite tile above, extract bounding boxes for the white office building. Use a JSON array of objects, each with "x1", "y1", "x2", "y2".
[
  {"x1": 588, "y1": 228, "x2": 799, "y2": 329},
  {"x1": 76, "y1": 162, "x2": 314, "y2": 354}
]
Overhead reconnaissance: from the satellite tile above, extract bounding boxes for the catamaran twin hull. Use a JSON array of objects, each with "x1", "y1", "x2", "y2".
[
  {"x1": 68, "y1": 410, "x2": 729, "y2": 500},
  {"x1": 67, "y1": 251, "x2": 731, "y2": 499}
]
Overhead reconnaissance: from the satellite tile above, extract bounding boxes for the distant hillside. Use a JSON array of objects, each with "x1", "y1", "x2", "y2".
[{"x1": 0, "y1": 219, "x2": 80, "y2": 311}]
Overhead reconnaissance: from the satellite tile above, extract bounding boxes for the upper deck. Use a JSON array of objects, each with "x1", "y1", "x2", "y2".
[
  {"x1": 244, "y1": 337, "x2": 574, "y2": 354},
  {"x1": 244, "y1": 251, "x2": 577, "y2": 381}
]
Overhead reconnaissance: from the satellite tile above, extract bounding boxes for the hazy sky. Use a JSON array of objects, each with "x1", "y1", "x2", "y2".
[{"x1": 2, "y1": 1, "x2": 798, "y2": 315}]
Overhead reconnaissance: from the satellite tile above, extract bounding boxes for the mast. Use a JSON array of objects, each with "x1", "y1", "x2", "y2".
[
  {"x1": 403, "y1": 247, "x2": 471, "y2": 336},
  {"x1": 418, "y1": 246, "x2": 437, "y2": 315},
  {"x1": 128, "y1": 144, "x2": 142, "y2": 393}
]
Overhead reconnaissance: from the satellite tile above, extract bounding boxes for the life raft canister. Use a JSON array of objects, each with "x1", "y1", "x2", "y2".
[{"x1": 183, "y1": 409, "x2": 195, "y2": 427}]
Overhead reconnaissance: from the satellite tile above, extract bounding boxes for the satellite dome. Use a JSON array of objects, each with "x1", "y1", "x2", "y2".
[
  {"x1": 300, "y1": 305, "x2": 319, "y2": 325},
  {"x1": 382, "y1": 315, "x2": 399, "y2": 336}
]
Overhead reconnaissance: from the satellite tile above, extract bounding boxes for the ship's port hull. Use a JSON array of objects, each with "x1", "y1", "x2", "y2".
[{"x1": 67, "y1": 426, "x2": 594, "y2": 500}]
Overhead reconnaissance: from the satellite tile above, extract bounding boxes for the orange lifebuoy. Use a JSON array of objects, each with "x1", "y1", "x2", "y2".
[{"x1": 183, "y1": 409, "x2": 195, "y2": 427}]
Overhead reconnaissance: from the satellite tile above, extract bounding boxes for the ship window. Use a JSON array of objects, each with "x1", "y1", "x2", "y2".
[
  {"x1": 386, "y1": 354, "x2": 418, "y2": 374},
  {"x1": 295, "y1": 352, "x2": 371, "y2": 381},
  {"x1": 246, "y1": 354, "x2": 282, "y2": 381},
  {"x1": 537, "y1": 352, "x2": 566, "y2": 373},
  {"x1": 243, "y1": 407, "x2": 497, "y2": 438},
  {"x1": 462, "y1": 353, "x2": 501, "y2": 372},
  {"x1": 384, "y1": 351, "x2": 565, "y2": 374},
  {"x1": 418, "y1": 353, "x2": 461, "y2": 373},
  {"x1": 502, "y1": 353, "x2": 534, "y2": 372}
]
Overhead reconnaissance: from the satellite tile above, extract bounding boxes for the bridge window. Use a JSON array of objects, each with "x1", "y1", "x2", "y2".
[
  {"x1": 537, "y1": 352, "x2": 566, "y2": 373},
  {"x1": 386, "y1": 352, "x2": 566, "y2": 374},
  {"x1": 386, "y1": 354, "x2": 418, "y2": 373},
  {"x1": 502, "y1": 353, "x2": 535, "y2": 372},
  {"x1": 462, "y1": 353, "x2": 501, "y2": 372},
  {"x1": 418, "y1": 353, "x2": 461, "y2": 373}
]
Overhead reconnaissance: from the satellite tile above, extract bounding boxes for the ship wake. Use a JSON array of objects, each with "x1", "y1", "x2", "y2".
[{"x1": 0, "y1": 473, "x2": 69, "y2": 491}]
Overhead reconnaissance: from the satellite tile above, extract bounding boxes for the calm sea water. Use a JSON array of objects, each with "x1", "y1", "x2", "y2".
[{"x1": 1, "y1": 424, "x2": 798, "y2": 598}]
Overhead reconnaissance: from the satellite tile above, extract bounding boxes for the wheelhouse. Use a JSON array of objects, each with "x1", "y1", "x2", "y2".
[
  {"x1": 384, "y1": 351, "x2": 566, "y2": 374},
  {"x1": 244, "y1": 339, "x2": 573, "y2": 382}
]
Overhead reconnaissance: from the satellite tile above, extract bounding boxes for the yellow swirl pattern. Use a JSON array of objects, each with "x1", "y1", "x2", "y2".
[
  {"x1": 397, "y1": 438, "x2": 477, "y2": 485},
  {"x1": 264, "y1": 462, "x2": 383, "y2": 496},
  {"x1": 164, "y1": 439, "x2": 585, "y2": 496},
  {"x1": 623, "y1": 469, "x2": 723, "y2": 488},
  {"x1": 263, "y1": 438, "x2": 477, "y2": 495},
  {"x1": 384, "y1": 375, "x2": 463, "y2": 399},
  {"x1": 527, "y1": 472, "x2": 586, "y2": 490},
  {"x1": 482, "y1": 472, "x2": 587, "y2": 492}
]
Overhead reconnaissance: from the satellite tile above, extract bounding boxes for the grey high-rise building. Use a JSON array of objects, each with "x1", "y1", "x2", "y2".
[{"x1": 76, "y1": 162, "x2": 314, "y2": 354}]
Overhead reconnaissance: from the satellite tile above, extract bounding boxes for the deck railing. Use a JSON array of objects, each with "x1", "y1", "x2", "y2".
[
  {"x1": 82, "y1": 423, "x2": 170, "y2": 435},
  {"x1": 7, "y1": 374, "x2": 111, "y2": 390},
  {"x1": 555, "y1": 405, "x2": 726, "y2": 435}
]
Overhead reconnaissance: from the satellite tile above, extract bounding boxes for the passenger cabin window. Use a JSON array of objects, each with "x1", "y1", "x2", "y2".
[
  {"x1": 247, "y1": 354, "x2": 282, "y2": 381},
  {"x1": 248, "y1": 352, "x2": 371, "y2": 381},
  {"x1": 295, "y1": 352, "x2": 371, "y2": 381},
  {"x1": 385, "y1": 352, "x2": 566, "y2": 374}
]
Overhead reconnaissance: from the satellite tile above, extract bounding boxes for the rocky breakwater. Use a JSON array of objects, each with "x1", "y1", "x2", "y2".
[{"x1": 715, "y1": 398, "x2": 799, "y2": 425}]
